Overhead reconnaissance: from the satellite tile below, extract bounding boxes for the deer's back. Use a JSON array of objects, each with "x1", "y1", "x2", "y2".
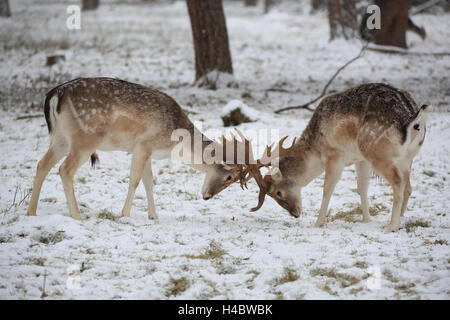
[
  {"x1": 50, "y1": 77, "x2": 193, "y2": 132},
  {"x1": 307, "y1": 83, "x2": 419, "y2": 144},
  {"x1": 297, "y1": 83, "x2": 422, "y2": 164}
]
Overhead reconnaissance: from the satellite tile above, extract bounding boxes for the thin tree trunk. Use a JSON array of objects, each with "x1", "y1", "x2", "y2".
[
  {"x1": 186, "y1": 0, "x2": 234, "y2": 89},
  {"x1": 82, "y1": 0, "x2": 100, "y2": 11},
  {"x1": 0, "y1": 0, "x2": 11, "y2": 17},
  {"x1": 244, "y1": 0, "x2": 258, "y2": 7},
  {"x1": 327, "y1": 0, "x2": 357, "y2": 41},
  {"x1": 311, "y1": 0, "x2": 326, "y2": 11},
  {"x1": 264, "y1": 0, "x2": 280, "y2": 14}
]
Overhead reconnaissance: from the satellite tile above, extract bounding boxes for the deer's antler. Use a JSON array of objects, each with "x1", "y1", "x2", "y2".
[{"x1": 244, "y1": 136, "x2": 298, "y2": 211}]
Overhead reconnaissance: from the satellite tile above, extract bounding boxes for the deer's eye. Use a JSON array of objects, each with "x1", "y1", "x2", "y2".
[
  {"x1": 276, "y1": 191, "x2": 282, "y2": 197},
  {"x1": 226, "y1": 175, "x2": 232, "y2": 181}
]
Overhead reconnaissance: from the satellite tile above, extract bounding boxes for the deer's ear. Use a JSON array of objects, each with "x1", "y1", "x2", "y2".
[{"x1": 268, "y1": 167, "x2": 282, "y2": 180}]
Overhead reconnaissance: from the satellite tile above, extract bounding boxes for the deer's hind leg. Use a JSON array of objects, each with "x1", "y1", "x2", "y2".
[
  {"x1": 400, "y1": 159, "x2": 413, "y2": 217},
  {"x1": 370, "y1": 161, "x2": 406, "y2": 232},
  {"x1": 356, "y1": 161, "x2": 371, "y2": 222},
  {"x1": 27, "y1": 138, "x2": 68, "y2": 216},
  {"x1": 59, "y1": 148, "x2": 94, "y2": 221}
]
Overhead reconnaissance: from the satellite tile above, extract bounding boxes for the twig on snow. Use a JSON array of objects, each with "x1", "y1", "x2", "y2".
[{"x1": 15, "y1": 114, "x2": 43, "y2": 120}]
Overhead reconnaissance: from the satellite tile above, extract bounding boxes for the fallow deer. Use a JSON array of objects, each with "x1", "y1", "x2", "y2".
[
  {"x1": 244, "y1": 83, "x2": 432, "y2": 232},
  {"x1": 27, "y1": 77, "x2": 249, "y2": 221}
]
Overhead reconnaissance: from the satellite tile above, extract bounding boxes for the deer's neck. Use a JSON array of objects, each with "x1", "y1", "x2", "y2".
[
  {"x1": 284, "y1": 143, "x2": 324, "y2": 187},
  {"x1": 280, "y1": 124, "x2": 325, "y2": 187},
  {"x1": 180, "y1": 126, "x2": 217, "y2": 173}
]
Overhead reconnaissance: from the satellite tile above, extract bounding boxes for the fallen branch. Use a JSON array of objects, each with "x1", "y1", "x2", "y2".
[
  {"x1": 274, "y1": 44, "x2": 368, "y2": 114},
  {"x1": 15, "y1": 114, "x2": 43, "y2": 120},
  {"x1": 367, "y1": 47, "x2": 450, "y2": 56},
  {"x1": 411, "y1": 0, "x2": 444, "y2": 15}
]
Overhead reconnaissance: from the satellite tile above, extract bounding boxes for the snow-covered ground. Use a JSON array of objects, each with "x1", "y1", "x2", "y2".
[{"x1": 0, "y1": 0, "x2": 449, "y2": 299}]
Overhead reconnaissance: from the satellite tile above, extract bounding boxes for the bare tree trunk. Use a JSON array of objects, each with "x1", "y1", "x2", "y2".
[
  {"x1": 186, "y1": 0, "x2": 234, "y2": 89},
  {"x1": 82, "y1": 0, "x2": 100, "y2": 11},
  {"x1": 327, "y1": 0, "x2": 357, "y2": 41},
  {"x1": 0, "y1": 0, "x2": 11, "y2": 17},
  {"x1": 244, "y1": 0, "x2": 258, "y2": 6},
  {"x1": 311, "y1": 0, "x2": 326, "y2": 11},
  {"x1": 371, "y1": 0, "x2": 424, "y2": 49},
  {"x1": 264, "y1": 0, "x2": 280, "y2": 14}
]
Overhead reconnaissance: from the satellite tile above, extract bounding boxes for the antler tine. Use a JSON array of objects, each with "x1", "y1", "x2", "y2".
[
  {"x1": 267, "y1": 135, "x2": 298, "y2": 161},
  {"x1": 248, "y1": 165, "x2": 267, "y2": 211},
  {"x1": 234, "y1": 128, "x2": 251, "y2": 143}
]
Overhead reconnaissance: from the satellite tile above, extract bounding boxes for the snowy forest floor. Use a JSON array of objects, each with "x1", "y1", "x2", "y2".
[{"x1": 0, "y1": 1, "x2": 449, "y2": 299}]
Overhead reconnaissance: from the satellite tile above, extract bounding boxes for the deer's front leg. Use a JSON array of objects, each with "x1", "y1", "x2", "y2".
[
  {"x1": 356, "y1": 161, "x2": 371, "y2": 222},
  {"x1": 142, "y1": 160, "x2": 158, "y2": 220},
  {"x1": 314, "y1": 156, "x2": 345, "y2": 228},
  {"x1": 122, "y1": 144, "x2": 151, "y2": 217}
]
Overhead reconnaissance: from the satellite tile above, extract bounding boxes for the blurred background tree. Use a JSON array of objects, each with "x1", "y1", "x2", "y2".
[
  {"x1": 264, "y1": 0, "x2": 281, "y2": 13},
  {"x1": 82, "y1": 0, "x2": 100, "y2": 11},
  {"x1": 0, "y1": 0, "x2": 10, "y2": 17},
  {"x1": 186, "y1": 0, "x2": 234, "y2": 89},
  {"x1": 244, "y1": 0, "x2": 258, "y2": 6},
  {"x1": 327, "y1": 0, "x2": 358, "y2": 41}
]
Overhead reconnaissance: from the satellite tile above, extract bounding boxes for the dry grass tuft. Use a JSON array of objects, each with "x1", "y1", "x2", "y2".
[
  {"x1": 276, "y1": 266, "x2": 299, "y2": 285},
  {"x1": 165, "y1": 277, "x2": 190, "y2": 297},
  {"x1": 331, "y1": 203, "x2": 387, "y2": 222},
  {"x1": 185, "y1": 241, "x2": 227, "y2": 260},
  {"x1": 98, "y1": 209, "x2": 119, "y2": 221},
  {"x1": 310, "y1": 267, "x2": 361, "y2": 288},
  {"x1": 405, "y1": 219, "x2": 430, "y2": 232}
]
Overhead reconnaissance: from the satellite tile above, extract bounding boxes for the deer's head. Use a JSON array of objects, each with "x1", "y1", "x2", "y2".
[
  {"x1": 201, "y1": 129, "x2": 253, "y2": 200},
  {"x1": 244, "y1": 136, "x2": 302, "y2": 218}
]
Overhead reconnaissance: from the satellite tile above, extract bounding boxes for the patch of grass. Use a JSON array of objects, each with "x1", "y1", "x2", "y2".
[
  {"x1": 27, "y1": 257, "x2": 47, "y2": 266},
  {"x1": 98, "y1": 209, "x2": 119, "y2": 221},
  {"x1": 322, "y1": 282, "x2": 338, "y2": 296},
  {"x1": 354, "y1": 261, "x2": 368, "y2": 269},
  {"x1": 382, "y1": 269, "x2": 399, "y2": 283},
  {"x1": 221, "y1": 108, "x2": 252, "y2": 127},
  {"x1": 432, "y1": 239, "x2": 448, "y2": 245},
  {"x1": 331, "y1": 203, "x2": 386, "y2": 222},
  {"x1": 165, "y1": 277, "x2": 190, "y2": 297},
  {"x1": 77, "y1": 177, "x2": 87, "y2": 184},
  {"x1": 199, "y1": 280, "x2": 221, "y2": 299},
  {"x1": 422, "y1": 170, "x2": 436, "y2": 177},
  {"x1": 350, "y1": 286, "x2": 364, "y2": 295},
  {"x1": 310, "y1": 267, "x2": 361, "y2": 288},
  {"x1": 394, "y1": 282, "x2": 417, "y2": 295},
  {"x1": 276, "y1": 266, "x2": 299, "y2": 285},
  {"x1": 405, "y1": 219, "x2": 430, "y2": 232},
  {"x1": 216, "y1": 263, "x2": 236, "y2": 275},
  {"x1": 246, "y1": 269, "x2": 260, "y2": 289},
  {"x1": 395, "y1": 282, "x2": 415, "y2": 290},
  {"x1": 185, "y1": 241, "x2": 227, "y2": 260},
  {"x1": 0, "y1": 234, "x2": 13, "y2": 243},
  {"x1": 39, "y1": 231, "x2": 65, "y2": 244}
]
